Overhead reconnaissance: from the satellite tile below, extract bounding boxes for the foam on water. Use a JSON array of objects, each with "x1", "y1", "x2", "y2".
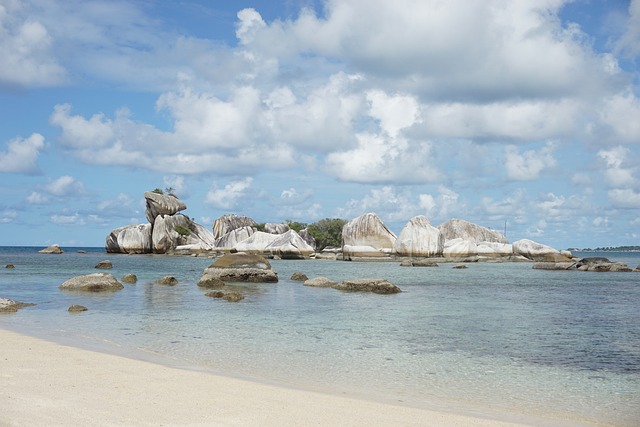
[{"x1": 1, "y1": 247, "x2": 639, "y2": 426}]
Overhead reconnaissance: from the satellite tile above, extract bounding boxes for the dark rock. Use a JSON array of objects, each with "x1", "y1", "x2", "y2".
[
  {"x1": 291, "y1": 272, "x2": 309, "y2": 281},
  {"x1": 59, "y1": 273, "x2": 124, "y2": 292},
  {"x1": 332, "y1": 279, "x2": 401, "y2": 294},
  {"x1": 453, "y1": 265, "x2": 468, "y2": 269},
  {"x1": 400, "y1": 259, "x2": 439, "y2": 267},
  {"x1": 155, "y1": 276, "x2": 178, "y2": 285},
  {"x1": 121, "y1": 274, "x2": 137, "y2": 284},
  {"x1": 5, "y1": 264, "x2": 14, "y2": 269},
  {"x1": 197, "y1": 275, "x2": 225, "y2": 289},
  {"x1": 95, "y1": 260, "x2": 113, "y2": 269},
  {"x1": 205, "y1": 290, "x2": 244, "y2": 302},
  {"x1": 68, "y1": 304, "x2": 88, "y2": 312},
  {"x1": 205, "y1": 291, "x2": 226, "y2": 298}
]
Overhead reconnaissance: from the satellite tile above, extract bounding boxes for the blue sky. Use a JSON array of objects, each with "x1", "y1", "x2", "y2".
[{"x1": 1, "y1": 0, "x2": 639, "y2": 249}]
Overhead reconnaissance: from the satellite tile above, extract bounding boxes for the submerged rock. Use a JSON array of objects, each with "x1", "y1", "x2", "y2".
[
  {"x1": 5, "y1": 264, "x2": 14, "y2": 269},
  {"x1": 197, "y1": 276, "x2": 225, "y2": 289},
  {"x1": 400, "y1": 259, "x2": 439, "y2": 267},
  {"x1": 205, "y1": 290, "x2": 244, "y2": 302},
  {"x1": 95, "y1": 260, "x2": 113, "y2": 269},
  {"x1": 0, "y1": 298, "x2": 35, "y2": 312},
  {"x1": 155, "y1": 276, "x2": 178, "y2": 285},
  {"x1": 59, "y1": 273, "x2": 124, "y2": 292},
  {"x1": 332, "y1": 278, "x2": 401, "y2": 294},
  {"x1": 303, "y1": 276, "x2": 336, "y2": 288},
  {"x1": 121, "y1": 273, "x2": 138, "y2": 284},
  {"x1": 291, "y1": 272, "x2": 308, "y2": 281},
  {"x1": 68, "y1": 304, "x2": 88, "y2": 312},
  {"x1": 532, "y1": 262, "x2": 576, "y2": 270}
]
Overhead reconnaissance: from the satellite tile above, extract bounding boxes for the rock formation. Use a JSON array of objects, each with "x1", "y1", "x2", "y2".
[
  {"x1": 332, "y1": 279, "x2": 401, "y2": 294},
  {"x1": 0, "y1": 298, "x2": 35, "y2": 312},
  {"x1": 393, "y1": 216, "x2": 443, "y2": 257},
  {"x1": 59, "y1": 273, "x2": 124, "y2": 292},
  {"x1": 106, "y1": 224, "x2": 152, "y2": 254},
  {"x1": 199, "y1": 253, "x2": 278, "y2": 283},
  {"x1": 342, "y1": 213, "x2": 397, "y2": 259},
  {"x1": 303, "y1": 276, "x2": 337, "y2": 288},
  {"x1": 107, "y1": 192, "x2": 215, "y2": 254},
  {"x1": 215, "y1": 226, "x2": 256, "y2": 250},
  {"x1": 265, "y1": 230, "x2": 315, "y2": 259},
  {"x1": 512, "y1": 239, "x2": 572, "y2": 262},
  {"x1": 264, "y1": 223, "x2": 290, "y2": 234},
  {"x1": 439, "y1": 219, "x2": 507, "y2": 244},
  {"x1": 38, "y1": 244, "x2": 63, "y2": 254},
  {"x1": 212, "y1": 214, "x2": 256, "y2": 240},
  {"x1": 145, "y1": 191, "x2": 187, "y2": 224},
  {"x1": 298, "y1": 228, "x2": 317, "y2": 250}
]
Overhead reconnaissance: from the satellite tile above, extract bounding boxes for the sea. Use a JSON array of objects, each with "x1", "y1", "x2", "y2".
[{"x1": 1, "y1": 246, "x2": 638, "y2": 426}]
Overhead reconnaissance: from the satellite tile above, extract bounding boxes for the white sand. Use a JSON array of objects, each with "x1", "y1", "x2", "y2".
[{"x1": 0, "y1": 328, "x2": 537, "y2": 426}]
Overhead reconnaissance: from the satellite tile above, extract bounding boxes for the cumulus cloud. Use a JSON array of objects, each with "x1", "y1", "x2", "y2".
[
  {"x1": 419, "y1": 186, "x2": 465, "y2": 221},
  {"x1": 163, "y1": 175, "x2": 188, "y2": 198},
  {"x1": 607, "y1": 189, "x2": 640, "y2": 209},
  {"x1": 205, "y1": 177, "x2": 254, "y2": 209},
  {"x1": 0, "y1": 133, "x2": 44, "y2": 174},
  {"x1": 44, "y1": 176, "x2": 85, "y2": 197},
  {"x1": 598, "y1": 146, "x2": 638, "y2": 189},
  {"x1": 277, "y1": 187, "x2": 313, "y2": 206},
  {"x1": 0, "y1": 1, "x2": 66, "y2": 88},
  {"x1": 50, "y1": 212, "x2": 85, "y2": 226},
  {"x1": 337, "y1": 186, "x2": 421, "y2": 224},
  {"x1": 504, "y1": 143, "x2": 557, "y2": 181},
  {"x1": 615, "y1": 0, "x2": 640, "y2": 59},
  {"x1": 25, "y1": 191, "x2": 48, "y2": 204}
]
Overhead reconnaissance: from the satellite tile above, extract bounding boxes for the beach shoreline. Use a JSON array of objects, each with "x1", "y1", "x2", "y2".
[{"x1": 0, "y1": 327, "x2": 586, "y2": 427}]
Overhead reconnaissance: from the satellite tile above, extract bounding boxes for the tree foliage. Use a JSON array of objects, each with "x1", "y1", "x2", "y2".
[
  {"x1": 306, "y1": 218, "x2": 347, "y2": 250},
  {"x1": 284, "y1": 219, "x2": 307, "y2": 233}
]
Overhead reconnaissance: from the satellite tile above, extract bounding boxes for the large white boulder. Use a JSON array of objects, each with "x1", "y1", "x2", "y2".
[
  {"x1": 144, "y1": 191, "x2": 187, "y2": 224},
  {"x1": 342, "y1": 213, "x2": 396, "y2": 250},
  {"x1": 265, "y1": 230, "x2": 315, "y2": 259},
  {"x1": 476, "y1": 242, "x2": 513, "y2": 257},
  {"x1": 443, "y1": 238, "x2": 478, "y2": 257},
  {"x1": 152, "y1": 214, "x2": 215, "y2": 253},
  {"x1": 264, "y1": 223, "x2": 290, "y2": 234},
  {"x1": 106, "y1": 224, "x2": 152, "y2": 254},
  {"x1": 212, "y1": 214, "x2": 256, "y2": 240},
  {"x1": 215, "y1": 226, "x2": 256, "y2": 249},
  {"x1": 393, "y1": 215, "x2": 443, "y2": 257},
  {"x1": 512, "y1": 239, "x2": 572, "y2": 262},
  {"x1": 233, "y1": 231, "x2": 280, "y2": 253},
  {"x1": 439, "y1": 219, "x2": 507, "y2": 244}
]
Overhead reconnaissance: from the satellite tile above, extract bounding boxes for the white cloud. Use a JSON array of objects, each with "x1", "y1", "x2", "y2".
[
  {"x1": 504, "y1": 143, "x2": 557, "y2": 181},
  {"x1": 44, "y1": 176, "x2": 85, "y2": 197},
  {"x1": 615, "y1": 0, "x2": 640, "y2": 59},
  {"x1": 419, "y1": 186, "x2": 465, "y2": 221},
  {"x1": 277, "y1": 188, "x2": 313, "y2": 206},
  {"x1": 597, "y1": 90, "x2": 640, "y2": 144},
  {"x1": 236, "y1": 8, "x2": 267, "y2": 46},
  {"x1": 205, "y1": 177, "x2": 254, "y2": 210},
  {"x1": 0, "y1": 133, "x2": 44, "y2": 174},
  {"x1": 97, "y1": 193, "x2": 135, "y2": 216},
  {"x1": 337, "y1": 186, "x2": 420, "y2": 223},
  {"x1": 0, "y1": 1, "x2": 66, "y2": 88},
  {"x1": 25, "y1": 191, "x2": 48, "y2": 204},
  {"x1": 50, "y1": 212, "x2": 85, "y2": 226},
  {"x1": 0, "y1": 210, "x2": 17, "y2": 224},
  {"x1": 366, "y1": 90, "x2": 420, "y2": 138},
  {"x1": 608, "y1": 189, "x2": 640, "y2": 209}
]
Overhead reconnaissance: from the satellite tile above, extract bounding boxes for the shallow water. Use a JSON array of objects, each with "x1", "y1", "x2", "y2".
[{"x1": 1, "y1": 247, "x2": 639, "y2": 426}]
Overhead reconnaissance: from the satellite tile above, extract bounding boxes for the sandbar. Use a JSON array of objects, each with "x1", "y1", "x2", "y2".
[{"x1": 0, "y1": 328, "x2": 547, "y2": 426}]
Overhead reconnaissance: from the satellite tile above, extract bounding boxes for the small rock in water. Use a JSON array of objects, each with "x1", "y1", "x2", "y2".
[
  {"x1": 452, "y1": 265, "x2": 468, "y2": 269},
  {"x1": 95, "y1": 260, "x2": 113, "y2": 269},
  {"x1": 5, "y1": 264, "x2": 15, "y2": 269},
  {"x1": 155, "y1": 276, "x2": 178, "y2": 285},
  {"x1": 121, "y1": 273, "x2": 137, "y2": 284},
  {"x1": 290, "y1": 272, "x2": 308, "y2": 281},
  {"x1": 205, "y1": 290, "x2": 244, "y2": 302},
  {"x1": 332, "y1": 278, "x2": 401, "y2": 294},
  {"x1": 205, "y1": 291, "x2": 225, "y2": 298},
  {"x1": 0, "y1": 298, "x2": 35, "y2": 312},
  {"x1": 68, "y1": 304, "x2": 88, "y2": 312},
  {"x1": 303, "y1": 276, "x2": 336, "y2": 288},
  {"x1": 198, "y1": 275, "x2": 225, "y2": 289}
]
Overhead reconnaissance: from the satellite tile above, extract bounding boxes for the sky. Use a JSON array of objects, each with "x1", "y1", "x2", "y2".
[{"x1": 1, "y1": 0, "x2": 639, "y2": 249}]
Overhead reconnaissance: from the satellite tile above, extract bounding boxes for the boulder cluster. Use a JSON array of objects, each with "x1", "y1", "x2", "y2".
[
  {"x1": 106, "y1": 192, "x2": 575, "y2": 263},
  {"x1": 341, "y1": 213, "x2": 573, "y2": 263}
]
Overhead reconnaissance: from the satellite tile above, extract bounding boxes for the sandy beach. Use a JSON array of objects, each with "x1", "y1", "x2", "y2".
[{"x1": 0, "y1": 328, "x2": 546, "y2": 427}]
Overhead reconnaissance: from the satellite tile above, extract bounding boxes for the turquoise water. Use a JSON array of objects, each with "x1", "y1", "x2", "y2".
[{"x1": 1, "y1": 247, "x2": 639, "y2": 426}]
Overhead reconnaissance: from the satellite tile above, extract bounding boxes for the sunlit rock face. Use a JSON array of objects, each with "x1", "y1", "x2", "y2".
[
  {"x1": 144, "y1": 191, "x2": 187, "y2": 225},
  {"x1": 393, "y1": 215, "x2": 443, "y2": 257},
  {"x1": 152, "y1": 214, "x2": 215, "y2": 254},
  {"x1": 438, "y1": 219, "x2": 508, "y2": 244},
  {"x1": 106, "y1": 224, "x2": 152, "y2": 254},
  {"x1": 215, "y1": 226, "x2": 256, "y2": 250},
  {"x1": 512, "y1": 239, "x2": 573, "y2": 262},
  {"x1": 342, "y1": 213, "x2": 397, "y2": 250},
  {"x1": 212, "y1": 214, "x2": 256, "y2": 240},
  {"x1": 264, "y1": 223, "x2": 290, "y2": 234}
]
